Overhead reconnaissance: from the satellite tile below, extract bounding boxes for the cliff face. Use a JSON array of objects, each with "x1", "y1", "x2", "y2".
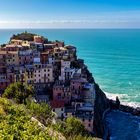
[{"x1": 93, "y1": 83, "x2": 110, "y2": 138}]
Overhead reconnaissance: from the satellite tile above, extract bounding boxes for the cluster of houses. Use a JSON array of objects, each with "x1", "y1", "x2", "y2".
[{"x1": 0, "y1": 34, "x2": 96, "y2": 132}]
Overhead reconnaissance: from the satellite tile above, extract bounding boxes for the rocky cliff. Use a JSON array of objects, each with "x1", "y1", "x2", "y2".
[{"x1": 93, "y1": 83, "x2": 110, "y2": 138}]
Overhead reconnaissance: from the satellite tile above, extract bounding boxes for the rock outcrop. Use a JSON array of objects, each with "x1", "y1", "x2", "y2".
[
  {"x1": 93, "y1": 83, "x2": 110, "y2": 138},
  {"x1": 119, "y1": 105, "x2": 140, "y2": 116}
]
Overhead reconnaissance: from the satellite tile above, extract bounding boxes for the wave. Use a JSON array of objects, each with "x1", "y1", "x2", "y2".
[{"x1": 104, "y1": 91, "x2": 140, "y2": 108}]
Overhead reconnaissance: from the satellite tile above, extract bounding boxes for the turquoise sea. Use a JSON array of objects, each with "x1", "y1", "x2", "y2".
[{"x1": 0, "y1": 29, "x2": 140, "y2": 107}]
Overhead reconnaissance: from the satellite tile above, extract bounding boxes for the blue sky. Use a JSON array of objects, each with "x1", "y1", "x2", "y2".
[{"x1": 0, "y1": 0, "x2": 140, "y2": 28}]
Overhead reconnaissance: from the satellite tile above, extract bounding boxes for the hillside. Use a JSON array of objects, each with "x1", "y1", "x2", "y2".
[
  {"x1": 0, "y1": 97, "x2": 101, "y2": 140},
  {"x1": 0, "y1": 97, "x2": 55, "y2": 140},
  {"x1": 10, "y1": 32, "x2": 48, "y2": 42}
]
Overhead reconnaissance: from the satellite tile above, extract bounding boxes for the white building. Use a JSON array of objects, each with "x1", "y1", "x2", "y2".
[
  {"x1": 59, "y1": 60, "x2": 71, "y2": 81},
  {"x1": 34, "y1": 64, "x2": 54, "y2": 83}
]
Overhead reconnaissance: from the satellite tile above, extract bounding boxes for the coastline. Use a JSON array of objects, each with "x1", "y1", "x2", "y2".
[
  {"x1": 0, "y1": 31, "x2": 140, "y2": 139},
  {"x1": 104, "y1": 91, "x2": 140, "y2": 108},
  {"x1": 1, "y1": 29, "x2": 140, "y2": 107}
]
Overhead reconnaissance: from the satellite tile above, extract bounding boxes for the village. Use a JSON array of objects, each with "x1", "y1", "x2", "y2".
[{"x1": 0, "y1": 32, "x2": 96, "y2": 133}]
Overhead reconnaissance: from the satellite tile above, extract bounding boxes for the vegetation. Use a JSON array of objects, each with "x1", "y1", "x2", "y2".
[
  {"x1": 0, "y1": 83, "x2": 101, "y2": 140},
  {"x1": 0, "y1": 44, "x2": 6, "y2": 48},
  {"x1": 10, "y1": 31, "x2": 48, "y2": 42},
  {"x1": 52, "y1": 117, "x2": 100, "y2": 140},
  {"x1": 10, "y1": 31, "x2": 37, "y2": 41},
  {"x1": 2, "y1": 82, "x2": 34, "y2": 104},
  {"x1": 0, "y1": 98, "x2": 52, "y2": 140},
  {"x1": 64, "y1": 117, "x2": 87, "y2": 136},
  {"x1": 26, "y1": 101, "x2": 55, "y2": 125}
]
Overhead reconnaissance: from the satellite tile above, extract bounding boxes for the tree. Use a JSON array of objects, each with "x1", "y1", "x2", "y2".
[
  {"x1": 3, "y1": 82, "x2": 34, "y2": 104},
  {"x1": 53, "y1": 117, "x2": 87, "y2": 137},
  {"x1": 27, "y1": 101, "x2": 54, "y2": 125},
  {"x1": 65, "y1": 117, "x2": 87, "y2": 136}
]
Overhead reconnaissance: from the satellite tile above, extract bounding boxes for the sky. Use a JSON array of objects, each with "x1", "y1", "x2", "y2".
[{"x1": 0, "y1": 0, "x2": 140, "y2": 28}]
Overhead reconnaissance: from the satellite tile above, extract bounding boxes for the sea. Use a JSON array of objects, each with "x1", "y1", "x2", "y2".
[{"x1": 0, "y1": 29, "x2": 140, "y2": 139}]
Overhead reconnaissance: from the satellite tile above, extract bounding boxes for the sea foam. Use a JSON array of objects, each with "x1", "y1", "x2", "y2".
[{"x1": 104, "y1": 91, "x2": 140, "y2": 108}]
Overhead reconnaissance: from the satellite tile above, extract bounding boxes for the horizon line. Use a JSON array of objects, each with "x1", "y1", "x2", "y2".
[{"x1": 0, "y1": 28, "x2": 140, "y2": 30}]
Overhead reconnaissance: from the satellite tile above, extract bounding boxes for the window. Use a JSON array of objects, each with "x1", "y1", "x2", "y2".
[
  {"x1": 53, "y1": 109, "x2": 55, "y2": 112},
  {"x1": 79, "y1": 86, "x2": 81, "y2": 90},
  {"x1": 83, "y1": 118, "x2": 85, "y2": 122},
  {"x1": 88, "y1": 124, "x2": 91, "y2": 127},
  {"x1": 34, "y1": 75, "x2": 36, "y2": 77},
  {"x1": 44, "y1": 69, "x2": 46, "y2": 72},
  {"x1": 39, "y1": 74, "x2": 40, "y2": 77},
  {"x1": 61, "y1": 108, "x2": 63, "y2": 111},
  {"x1": 48, "y1": 74, "x2": 50, "y2": 76},
  {"x1": 48, "y1": 69, "x2": 50, "y2": 72}
]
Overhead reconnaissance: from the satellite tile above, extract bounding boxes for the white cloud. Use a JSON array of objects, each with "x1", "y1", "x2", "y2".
[{"x1": 0, "y1": 19, "x2": 139, "y2": 28}]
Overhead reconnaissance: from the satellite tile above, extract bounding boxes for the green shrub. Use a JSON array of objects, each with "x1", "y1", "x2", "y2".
[{"x1": 3, "y1": 82, "x2": 34, "y2": 104}]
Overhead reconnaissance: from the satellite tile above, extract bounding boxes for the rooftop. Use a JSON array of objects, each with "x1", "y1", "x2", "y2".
[
  {"x1": 71, "y1": 77, "x2": 87, "y2": 83},
  {"x1": 50, "y1": 100, "x2": 65, "y2": 108}
]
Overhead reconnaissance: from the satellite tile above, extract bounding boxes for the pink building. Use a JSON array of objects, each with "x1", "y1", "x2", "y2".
[
  {"x1": 53, "y1": 81, "x2": 71, "y2": 103},
  {"x1": 70, "y1": 77, "x2": 87, "y2": 99},
  {"x1": 34, "y1": 36, "x2": 44, "y2": 43},
  {"x1": 75, "y1": 102, "x2": 94, "y2": 132}
]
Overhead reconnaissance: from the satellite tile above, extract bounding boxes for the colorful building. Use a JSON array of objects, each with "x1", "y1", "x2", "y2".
[{"x1": 53, "y1": 81, "x2": 71, "y2": 103}]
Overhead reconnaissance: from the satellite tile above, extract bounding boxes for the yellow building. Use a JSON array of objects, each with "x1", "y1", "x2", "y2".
[
  {"x1": 10, "y1": 39, "x2": 23, "y2": 45},
  {"x1": 21, "y1": 41, "x2": 30, "y2": 47},
  {"x1": 34, "y1": 63, "x2": 54, "y2": 84},
  {"x1": 6, "y1": 51, "x2": 19, "y2": 66}
]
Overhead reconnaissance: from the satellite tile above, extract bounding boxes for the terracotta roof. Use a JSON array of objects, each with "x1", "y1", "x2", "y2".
[{"x1": 50, "y1": 100, "x2": 65, "y2": 108}]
